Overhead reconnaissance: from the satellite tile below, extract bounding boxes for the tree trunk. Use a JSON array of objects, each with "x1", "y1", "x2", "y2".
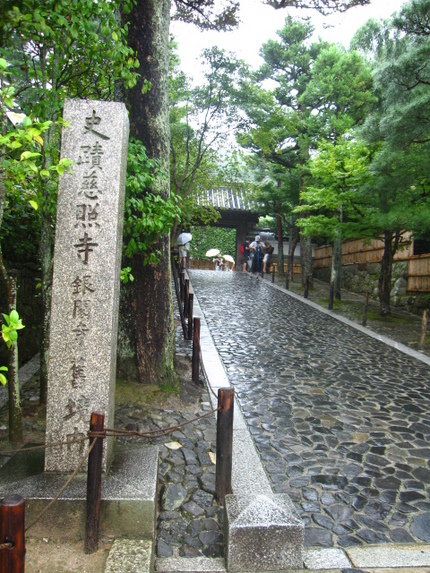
[
  {"x1": 298, "y1": 148, "x2": 313, "y2": 288},
  {"x1": 288, "y1": 224, "x2": 299, "y2": 283},
  {"x1": 300, "y1": 234, "x2": 313, "y2": 289},
  {"x1": 378, "y1": 231, "x2": 395, "y2": 316},
  {"x1": 126, "y1": 0, "x2": 175, "y2": 385},
  {"x1": 331, "y1": 232, "x2": 342, "y2": 301},
  {"x1": 276, "y1": 214, "x2": 284, "y2": 276},
  {"x1": 5, "y1": 271, "x2": 22, "y2": 443}
]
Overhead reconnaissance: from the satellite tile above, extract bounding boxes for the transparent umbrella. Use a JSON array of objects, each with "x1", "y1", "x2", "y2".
[{"x1": 177, "y1": 232, "x2": 192, "y2": 245}]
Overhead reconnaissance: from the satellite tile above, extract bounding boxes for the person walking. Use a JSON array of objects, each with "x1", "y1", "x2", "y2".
[
  {"x1": 263, "y1": 242, "x2": 274, "y2": 274},
  {"x1": 241, "y1": 239, "x2": 251, "y2": 272},
  {"x1": 249, "y1": 235, "x2": 266, "y2": 274},
  {"x1": 177, "y1": 229, "x2": 192, "y2": 269}
]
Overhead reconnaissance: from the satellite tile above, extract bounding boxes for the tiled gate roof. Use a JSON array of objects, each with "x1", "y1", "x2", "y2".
[{"x1": 196, "y1": 188, "x2": 257, "y2": 212}]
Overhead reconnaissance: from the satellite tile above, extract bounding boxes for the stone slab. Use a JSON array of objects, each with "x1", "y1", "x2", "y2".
[
  {"x1": 347, "y1": 544, "x2": 430, "y2": 568},
  {"x1": 224, "y1": 493, "x2": 304, "y2": 572},
  {"x1": 303, "y1": 547, "x2": 352, "y2": 569},
  {"x1": 0, "y1": 444, "x2": 158, "y2": 540},
  {"x1": 45, "y1": 99, "x2": 129, "y2": 472},
  {"x1": 232, "y1": 429, "x2": 272, "y2": 496},
  {"x1": 156, "y1": 557, "x2": 226, "y2": 573},
  {"x1": 105, "y1": 539, "x2": 153, "y2": 573}
]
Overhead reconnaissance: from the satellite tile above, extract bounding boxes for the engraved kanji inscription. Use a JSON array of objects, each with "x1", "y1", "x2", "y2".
[
  {"x1": 74, "y1": 232, "x2": 98, "y2": 265},
  {"x1": 84, "y1": 110, "x2": 110, "y2": 141},
  {"x1": 64, "y1": 395, "x2": 91, "y2": 422},
  {"x1": 70, "y1": 357, "x2": 86, "y2": 389},
  {"x1": 76, "y1": 203, "x2": 100, "y2": 229},
  {"x1": 71, "y1": 274, "x2": 95, "y2": 295}
]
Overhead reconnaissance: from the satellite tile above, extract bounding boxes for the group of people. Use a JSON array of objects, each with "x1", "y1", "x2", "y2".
[
  {"x1": 241, "y1": 235, "x2": 274, "y2": 274},
  {"x1": 213, "y1": 257, "x2": 233, "y2": 271}
]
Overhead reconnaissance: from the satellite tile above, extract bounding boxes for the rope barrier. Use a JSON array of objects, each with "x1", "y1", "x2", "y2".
[
  {"x1": 0, "y1": 406, "x2": 219, "y2": 460},
  {"x1": 90, "y1": 407, "x2": 220, "y2": 440},
  {"x1": 0, "y1": 436, "x2": 89, "y2": 456}
]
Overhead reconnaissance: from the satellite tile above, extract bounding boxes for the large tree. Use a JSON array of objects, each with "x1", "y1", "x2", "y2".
[{"x1": 297, "y1": 45, "x2": 375, "y2": 297}]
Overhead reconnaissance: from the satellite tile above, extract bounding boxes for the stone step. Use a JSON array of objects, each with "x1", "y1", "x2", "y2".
[{"x1": 0, "y1": 444, "x2": 158, "y2": 541}]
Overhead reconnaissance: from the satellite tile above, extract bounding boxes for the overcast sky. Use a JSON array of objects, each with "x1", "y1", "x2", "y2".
[{"x1": 170, "y1": 0, "x2": 407, "y2": 82}]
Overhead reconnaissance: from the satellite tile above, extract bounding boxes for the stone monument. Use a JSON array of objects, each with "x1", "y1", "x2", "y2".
[{"x1": 45, "y1": 99, "x2": 129, "y2": 472}]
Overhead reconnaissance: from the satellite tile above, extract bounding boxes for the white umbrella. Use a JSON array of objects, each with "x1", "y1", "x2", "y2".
[
  {"x1": 177, "y1": 232, "x2": 192, "y2": 245},
  {"x1": 223, "y1": 255, "x2": 235, "y2": 263},
  {"x1": 205, "y1": 248, "x2": 220, "y2": 257}
]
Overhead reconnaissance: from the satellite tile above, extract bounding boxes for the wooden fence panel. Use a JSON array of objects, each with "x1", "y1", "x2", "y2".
[
  {"x1": 408, "y1": 256, "x2": 430, "y2": 292},
  {"x1": 314, "y1": 239, "x2": 430, "y2": 293}
]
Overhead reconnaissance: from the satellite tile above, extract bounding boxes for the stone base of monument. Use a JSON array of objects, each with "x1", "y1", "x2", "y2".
[
  {"x1": 224, "y1": 493, "x2": 304, "y2": 572},
  {"x1": 0, "y1": 443, "x2": 158, "y2": 542}
]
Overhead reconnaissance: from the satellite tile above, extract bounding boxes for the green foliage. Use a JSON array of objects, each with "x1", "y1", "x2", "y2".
[
  {"x1": 190, "y1": 226, "x2": 236, "y2": 260},
  {"x1": 123, "y1": 138, "x2": 181, "y2": 267},
  {"x1": 0, "y1": 366, "x2": 7, "y2": 387},
  {"x1": 300, "y1": 45, "x2": 376, "y2": 140},
  {"x1": 2, "y1": 309, "x2": 24, "y2": 351},
  {"x1": 296, "y1": 137, "x2": 372, "y2": 241},
  {"x1": 2, "y1": 0, "x2": 138, "y2": 114},
  {"x1": 120, "y1": 267, "x2": 134, "y2": 285}
]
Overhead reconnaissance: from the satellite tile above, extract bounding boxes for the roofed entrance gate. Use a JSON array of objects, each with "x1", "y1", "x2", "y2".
[{"x1": 196, "y1": 188, "x2": 259, "y2": 268}]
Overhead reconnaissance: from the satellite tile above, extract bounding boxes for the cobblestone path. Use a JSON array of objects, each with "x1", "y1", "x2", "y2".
[{"x1": 189, "y1": 270, "x2": 430, "y2": 549}]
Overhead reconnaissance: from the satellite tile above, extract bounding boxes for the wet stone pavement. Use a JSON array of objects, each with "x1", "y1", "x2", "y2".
[{"x1": 188, "y1": 270, "x2": 430, "y2": 549}]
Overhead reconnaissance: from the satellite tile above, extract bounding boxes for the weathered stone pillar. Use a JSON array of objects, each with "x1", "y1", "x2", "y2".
[{"x1": 45, "y1": 100, "x2": 129, "y2": 472}]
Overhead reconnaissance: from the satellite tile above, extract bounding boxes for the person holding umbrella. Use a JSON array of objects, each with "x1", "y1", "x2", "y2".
[
  {"x1": 249, "y1": 235, "x2": 266, "y2": 274},
  {"x1": 176, "y1": 228, "x2": 192, "y2": 268}
]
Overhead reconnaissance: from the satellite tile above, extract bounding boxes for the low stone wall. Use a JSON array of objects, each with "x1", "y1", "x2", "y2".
[{"x1": 314, "y1": 261, "x2": 430, "y2": 314}]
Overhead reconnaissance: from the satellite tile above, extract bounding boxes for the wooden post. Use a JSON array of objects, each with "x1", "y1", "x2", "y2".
[
  {"x1": 328, "y1": 282, "x2": 334, "y2": 310},
  {"x1": 187, "y1": 293, "x2": 194, "y2": 341},
  {"x1": 216, "y1": 388, "x2": 234, "y2": 504},
  {"x1": 184, "y1": 279, "x2": 190, "y2": 319},
  {"x1": 180, "y1": 270, "x2": 185, "y2": 303},
  {"x1": 419, "y1": 309, "x2": 428, "y2": 352},
  {"x1": 362, "y1": 292, "x2": 369, "y2": 327},
  {"x1": 0, "y1": 494, "x2": 25, "y2": 573},
  {"x1": 192, "y1": 317, "x2": 201, "y2": 384},
  {"x1": 84, "y1": 411, "x2": 105, "y2": 554},
  {"x1": 271, "y1": 265, "x2": 275, "y2": 283}
]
